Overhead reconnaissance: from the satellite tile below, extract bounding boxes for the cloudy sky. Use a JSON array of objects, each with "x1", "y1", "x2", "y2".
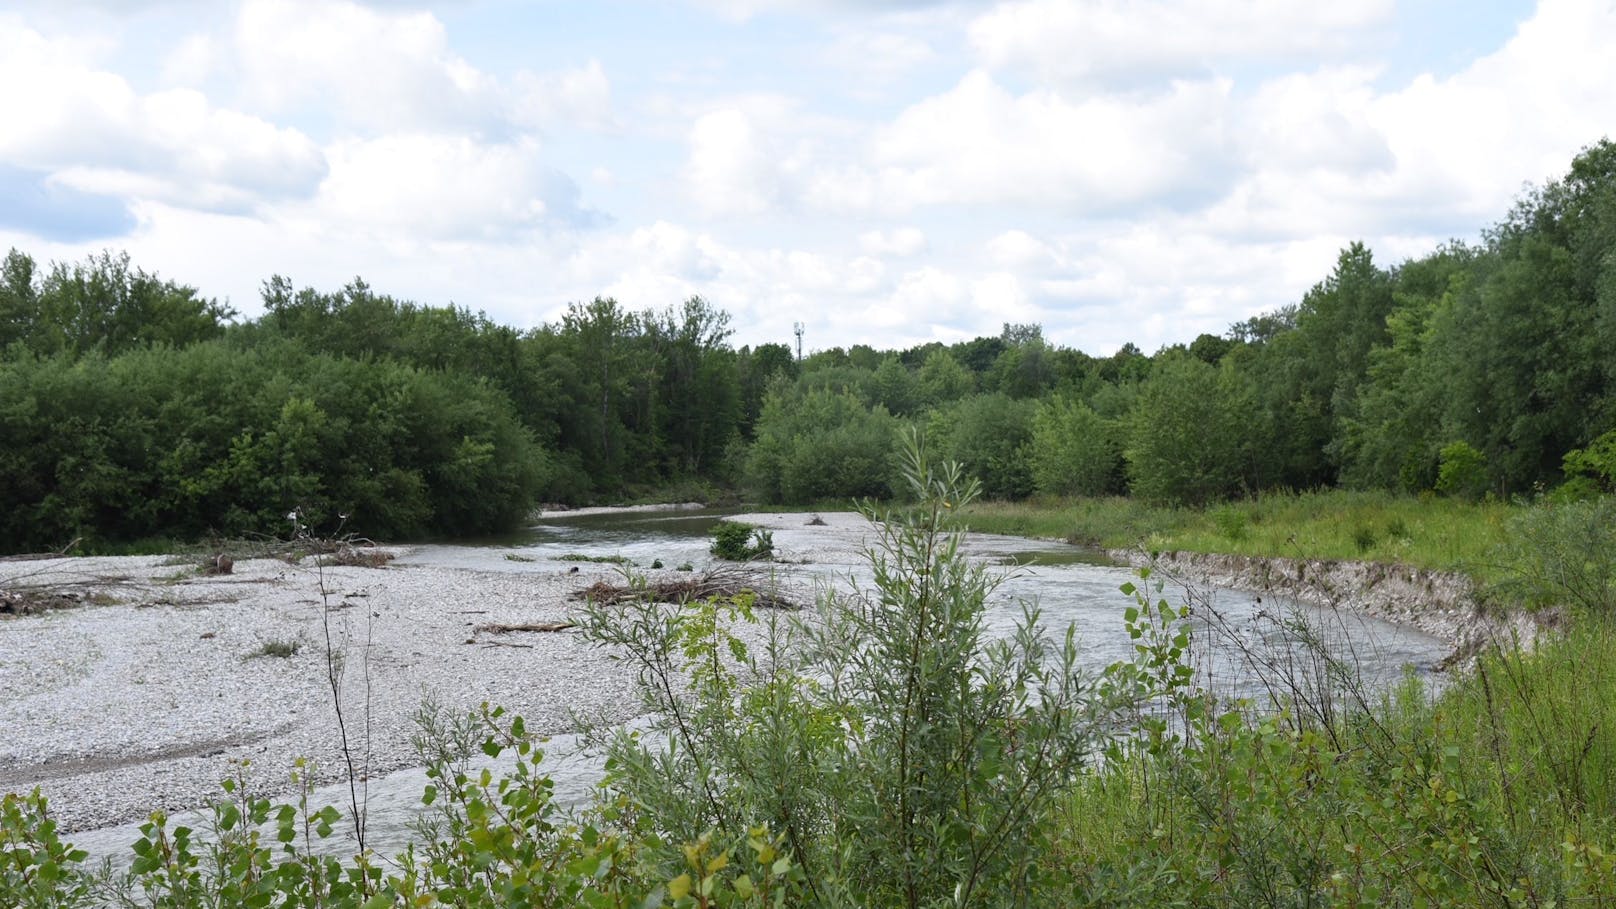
[{"x1": 2, "y1": 0, "x2": 1612, "y2": 355}]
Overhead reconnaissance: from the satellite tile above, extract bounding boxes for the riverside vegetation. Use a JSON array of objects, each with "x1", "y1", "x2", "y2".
[
  {"x1": 4, "y1": 441, "x2": 1616, "y2": 906},
  {"x1": 4, "y1": 140, "x2": 1616, "y2": 552},
  {"x1": 4, "y1": 136, "x2": 1616, "y2": 906}
]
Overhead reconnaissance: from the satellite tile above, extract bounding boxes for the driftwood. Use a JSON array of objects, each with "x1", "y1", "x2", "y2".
[
  {"x1": 476, "y1": 621, "x2": 576, "y2": 634},
  {"x1": 571, "y1": 566, "x2": 799, "y2": 611}
]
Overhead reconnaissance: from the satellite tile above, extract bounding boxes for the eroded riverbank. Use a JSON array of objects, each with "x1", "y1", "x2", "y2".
[{"x1": 1108, "y1": 547, "x2": 1548, "y2": 666}]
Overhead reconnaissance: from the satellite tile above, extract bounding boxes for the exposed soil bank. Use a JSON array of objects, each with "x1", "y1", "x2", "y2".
[{"x1": 1106, "y1": 548, "x2": 1547, "y2": 667}]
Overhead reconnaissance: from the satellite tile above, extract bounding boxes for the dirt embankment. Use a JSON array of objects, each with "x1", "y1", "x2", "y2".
[{"x1": 1106, "y1": 548, "x2": 1549, "y2": 667}]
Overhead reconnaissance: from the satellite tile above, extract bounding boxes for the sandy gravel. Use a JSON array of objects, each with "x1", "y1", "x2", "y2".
[
  {"x1": 0, "y1": 512, "x2": 883, "y2": 834},
  {"x1": 0, "y1": 552, "x2": 662, "y2": 832}
]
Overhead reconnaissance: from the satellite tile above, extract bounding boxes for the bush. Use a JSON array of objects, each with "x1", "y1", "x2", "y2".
[
  {"x1": 584, "y1": 430, "x2": 1099, "y2": 907},
  {"x1": 926, "y1": 393, "x2": 1036, "y2": 500},
  {"x1": 1490, "y1": 496, "x2": 1616, "y2": 614},
  {"x1": 1028, "y1": 397, "x2": 1122, "y2": 498},
  {"x1": 1124, "y1": 356, "x2": 1250, "y2": 506},
  {"x1": 0, "y1": 340, "x2": 551, "y2": 551},
  {"x1": 744, "y1": 387, "x2": 899, "y2": 503},
  {"x1": 710, "y1": 521, "x2": 773, "y2": 561},
  {"x1": 1435, "y1": 439, "x2": 1489, "y2": 499}
]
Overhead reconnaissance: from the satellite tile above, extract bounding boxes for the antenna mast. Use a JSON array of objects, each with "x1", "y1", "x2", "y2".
[{"x1": 793, "y1": 322, "x2": 804, "y2": 362}]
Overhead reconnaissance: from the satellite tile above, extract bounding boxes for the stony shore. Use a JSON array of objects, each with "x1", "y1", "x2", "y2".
[
  {"x1": 1, "y1": 512, "x2": 1487, "y2": 835},
  {"x1": 0, "y1": 512, "x2": 876, "y2": 834},
  {"x1": 0, "y1": 552, "x2": 661, "y2": 832}
]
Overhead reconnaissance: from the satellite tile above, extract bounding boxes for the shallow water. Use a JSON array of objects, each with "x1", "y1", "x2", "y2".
[{"x1": 70, "y1": 509, "x2": 1448, "y2": 871}]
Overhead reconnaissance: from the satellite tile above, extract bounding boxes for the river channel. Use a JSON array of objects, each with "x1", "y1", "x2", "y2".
[{"x1": 65, "y1": 506, "x2": 1449, "y2": 873}]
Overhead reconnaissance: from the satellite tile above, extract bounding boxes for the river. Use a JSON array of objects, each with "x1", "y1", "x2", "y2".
[{"x1": 63, "y1": 506, "x2": 1448, "y2": 874}]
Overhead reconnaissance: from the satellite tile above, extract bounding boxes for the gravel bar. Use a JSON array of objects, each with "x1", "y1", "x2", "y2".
[{"x1": 0, "y1": 552, "x2": 651, "y2": 832}]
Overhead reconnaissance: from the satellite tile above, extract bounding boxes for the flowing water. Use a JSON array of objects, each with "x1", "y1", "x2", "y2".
[{"x1": 68, "y1": 508, "x2": 1449, "y2": 873}]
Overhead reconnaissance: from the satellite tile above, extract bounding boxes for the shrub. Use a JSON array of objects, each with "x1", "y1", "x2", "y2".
[
  {"x1": 584, "y1": 430, "x2": 1099, "y2": 907},
  {"x1": 744, "y1": 387, "x2": 899, "y2": 503},
  {"x1": 1028, "y1": 396, "x2": 1123, "y2": 497},
  {"x1": 926, "y1": 393, "x2": 1038, "y2": 500},
  {"x1": 250, "y1": 639, "x2": 301, "y2": 659},
  {"x1": 710, "y1": 521, "x2": 773, "y2": 561},
  {"x1": 1435, "y1": 439, "x2": 1488, "y2": 499},
  {"x1": 1125, "y1": 356, "x2": 1250, "y2": 506},
  {"x1": 1490, "y1": 496, "x2": 1616, "y2": 614}
]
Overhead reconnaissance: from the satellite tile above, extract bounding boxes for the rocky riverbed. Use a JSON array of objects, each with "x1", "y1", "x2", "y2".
[
  {"x1": 0, "y1": 552, "x2": 669, "y2": 832},
  {"x1": 1, "y1": 513, "x2": 1471, "y2": 836}
]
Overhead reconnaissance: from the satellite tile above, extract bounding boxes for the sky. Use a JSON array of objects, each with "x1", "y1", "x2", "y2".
[{"x1": 2, "y1": 0, "x2": 1613, "y2": 356}]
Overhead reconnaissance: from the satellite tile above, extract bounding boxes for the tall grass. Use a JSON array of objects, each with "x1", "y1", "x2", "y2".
[
  {"x1": 1044, "y1": 607, "x2": 1616, "y2": 907},
  {"x1": 964, "y1": 489, "x2": 1512, "y2": 575}
]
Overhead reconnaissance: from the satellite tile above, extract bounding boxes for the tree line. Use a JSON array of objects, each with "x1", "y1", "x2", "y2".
[{"x1": 2, "y1": 139, "x2": 1614, "y2": 551}]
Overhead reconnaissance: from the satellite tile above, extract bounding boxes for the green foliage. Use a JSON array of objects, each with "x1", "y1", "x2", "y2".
[
  {"x1": 1489, "y1": 496, "x2": 1616, "y2": 614},
  {"x1": 1562, "y1": 427, "x2": 1616, "y2": 495},
  {"x1": 1, "y1": 248, "x2": 232, "y2": 359},
  {"x1": 925, "y1": 392, "x2": 1036, "y2": 500},
  {"x1": 962, "y1": 488, "x2": 1511, "y2": 573},
  {"x1": 583, "y1": 432, "x2": 1099, "y2": 907},
  {"x1": 744, "y1": 387, "x2": 899, "y2": 503},
  {"x1": 250, "y1": 639, "x2": 301, "y2": 659},
  {"x1": 709, "y1": 521, "x2": 773, "y2": 561},
  {"x1": 1028, "y1": 396, "x2": 1122, "y2": 497},
  {"x1": 0, "y1": 708, "x2": 806, "y2": 909},
  {"x1": 1125, "y1": 356, "x2": 1251, "y2": 506},
  {"x1": 914, "y1": 347, "x2": 974, "y2": 407},
  {"x1": 0, "y1": 340, "x2": 548, "y2": 550},
  {"x1": 0, "y1": 790, "x2": 90, "y2": 908},
  {"x1": 1436, "y1": 439, "x2": 1489, "y2": 499},
  {"x1": 559, "y1": 553, "x2": 634, "y2": 564}
]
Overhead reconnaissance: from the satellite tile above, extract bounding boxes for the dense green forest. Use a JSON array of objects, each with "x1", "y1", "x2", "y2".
[{"x1": 3, "y1": 140, "x2": 1614, "y2": 552}]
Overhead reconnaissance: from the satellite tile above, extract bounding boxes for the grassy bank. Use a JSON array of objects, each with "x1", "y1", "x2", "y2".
[
  {"x1": 1046, "y1": 607, "x2": 1616, "y2": 907},
  {"x1": 962, "y1": 489, "x2": 1513, "y2": 577}
]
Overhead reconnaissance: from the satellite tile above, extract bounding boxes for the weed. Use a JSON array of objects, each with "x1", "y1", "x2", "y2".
[
  {"x1": 503, "y1": 553, "x2": 536, "y2": 563},
  {"x1": 250, "y1": 638, "x2": 300, "y2": 659},
  {"x1": 1351, "y1": 524, "x2": 1377, "y2": 554},
  {"x1": 557, "y1": 553, "x2": 632, "y2": 564},
  {"x1": 1211, "y1": 504, "x2": 1248, "y2": 541}
]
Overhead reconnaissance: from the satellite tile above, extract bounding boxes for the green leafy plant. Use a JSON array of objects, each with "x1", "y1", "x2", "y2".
[
  {"x1": 709, "y1": 522, "x2": 772, "y2": 561},
  {"x1": 584, "y1": 429, "x2": 1100, "y2": 907},
  {"x1": 1436, "y1": 440, "x2": 1489, "y2": 499}
]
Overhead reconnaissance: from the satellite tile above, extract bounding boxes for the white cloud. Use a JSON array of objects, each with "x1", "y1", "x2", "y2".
[
  {"x1": 234, "y1": 0, "x2": 500, "y2": 133},
  {"x1": 859, "y1": 227, "x2": 927, "y2": 256},
  {"x1": 510, "y1": 60, "x2": 616, "y2": 131},
  {"x1": 684, "y1": 109, "x2": 782, "y2": 216},
  {"x1": 985, "y1": 229, "x2": 1055, "y2": 270},
  {"x1": 838, "y1": 70, "x2": 1235, "y2": 213},
  {"x1": 310, "y1": 135, "x2": 573, "y2": 239},
  {"x1": 821, "y1": 29, "x2": 936, "y2": 82},
  {"x1": 969, "y1": 0, "x2": 1393, "y2": 85},
  {"x1": 0, "y1": 22, "x2": 325, "y2": 212}
]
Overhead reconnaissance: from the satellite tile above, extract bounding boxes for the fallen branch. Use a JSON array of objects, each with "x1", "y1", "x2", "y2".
[
  {"x1": 476, "y1": 621, "x2": 576, "y2": 634},
  {"x1": 571, "y1": 566, "x2": 799, "y2": 610}
]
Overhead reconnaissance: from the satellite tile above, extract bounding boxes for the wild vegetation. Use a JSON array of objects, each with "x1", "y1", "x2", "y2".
[
  {"x1": 5, "y1": 439, "x2": 1616, "y2": 907},
  {"x1": 4, "y1": 139, "x2": 1615, "y2": 552}
]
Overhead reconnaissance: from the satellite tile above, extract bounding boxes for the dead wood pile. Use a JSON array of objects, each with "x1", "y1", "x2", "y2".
[{"x1": 571, "y1": 566, "x2": 799, "y2": 611}]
